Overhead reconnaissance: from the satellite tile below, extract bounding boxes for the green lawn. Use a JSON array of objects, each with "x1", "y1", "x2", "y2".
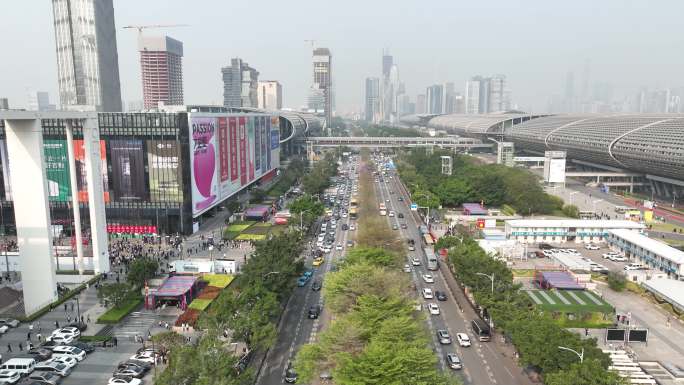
[
  {"x1": 235, "y1": 233, "x2": 267, "y2": 241},
  {"x1": 227, "y1": 221, "x2": 255, "y2": 232},
  {"x1": 188, "y1": 298, "x2": 213, "y2": 311},
  {"x1": 97, "y1": 297, "x2": 143, "y2": 324},
  {"x1": 527, "y1": 290, "x2": 613, "y2": 313},
  {"x1": 202, "y1": 274, "x2": 234, "y2": 288}
]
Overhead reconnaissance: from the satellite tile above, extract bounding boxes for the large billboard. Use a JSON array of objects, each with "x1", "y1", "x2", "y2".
[
  {"x1": 110, "y1": 139, "x2": 146, "y2": 202},
  {"x1": 190, "y1": 117, "x2": 219, "y2": 216},
  {"x1": 73, "y1": 139, "x2": 110, "y2": 203},
  {"x1": 43, "y1": 140, "x2": 71, "y2": 201},
  {"x1": 188, "y1": 113, "x2": 280, "y2": 218},
  {"x1": 147, "y1": 140, "x2": 183, "y2": 203}
]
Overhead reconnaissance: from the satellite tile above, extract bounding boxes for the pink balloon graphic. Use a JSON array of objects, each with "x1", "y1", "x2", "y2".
[{"x1": 194, "y1": 144, "x2": 215, "y2": 198}]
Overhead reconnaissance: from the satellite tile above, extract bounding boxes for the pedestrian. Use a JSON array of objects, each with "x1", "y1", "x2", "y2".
[
  {"x1": 18, "y1": 342, "x2": 22, "y2": 351},
  {"x1": 87, "y1": 315, "x2": 91, "y2": 323},
  {"x1": 113, "y1": 337, "x2": 118, "y2": 347},
  {"x1": 6, "y1": 343, "x2": 11, "y2": 353},
  {"x1": 28, "y1": 323, "x2": 34, "y2": 332},
  {"x1": 27, "y1": 332, "x2": 31, "y2": 340},
  {"x1": 37, "y1": 333, "x2": 42, "y2": 342},
  {"x1": 63, "y1": 303, "x2": 67, "y2": 313},
  {"x1": 55, "y1": 321, "x2": 59, "y2": 329}
]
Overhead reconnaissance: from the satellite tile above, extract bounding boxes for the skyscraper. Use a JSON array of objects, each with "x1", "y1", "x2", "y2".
[
  {"x1": 380, "y1": 52, "x2": 396, "y2": 122},
  {"x1": 27, "y1": 91, "x2": 56, "y2": 111},
  {"x1": 222, "y1": 58, "x2": 259, "y2": 108},
  {"x1": 426, "y1": 84, "x2": 445, "y2": 114},
  {"x1": 416, "y1": 94, "x2": 426, "y2": 114},
  {"x1": 0, "y1": 98, "x2": 8, "y2": 110},
  {"x1": 257, "y1": 81, "x2": 283, "y2": 110},
  {"x1": 312, "y1": 48, "x2": 332, "y2": 124},
  {"x1": 364, "y1": 77, "x2": 380, "y2": 122},
  {"x1": 138, "y1": 35, "x2": 184, "y2": 109},
  {"x1": 465, "y1": 75, "x2": 511, "y2": 114},
  {"x1": 51, "y1": 0, "x2": 122, "y2": 111}
]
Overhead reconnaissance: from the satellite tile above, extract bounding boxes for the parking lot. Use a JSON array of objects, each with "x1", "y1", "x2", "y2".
[{"x1": 511, "y1": 242, "x2": 634, "y2": 274}]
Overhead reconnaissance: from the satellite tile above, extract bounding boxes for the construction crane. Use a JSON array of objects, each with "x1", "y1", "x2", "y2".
[{"x1": 123, "y1": 24, "x2": 189, "y2": 35}]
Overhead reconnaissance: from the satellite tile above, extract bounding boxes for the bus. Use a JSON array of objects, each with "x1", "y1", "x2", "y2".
[
  {"x1": 424, "y1": 247, "x2": 439, "y2": 271},
  {"x1": 423, "y1": 233, "x2": 434, "y2": 246},
  {"x1": 349, "y1": 207, "x2": 358, "y2": 219},
  {"x1": 350, "y1": 198, "x2": 358, "y2": 209},
  {"x1": 471, "y1": 319, "x2": 491, "y2": 342}
]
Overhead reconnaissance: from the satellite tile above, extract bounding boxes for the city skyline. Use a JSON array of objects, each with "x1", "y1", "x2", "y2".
[{"x1": 2, "y1": 0, "x2": 684, "y2": 114}]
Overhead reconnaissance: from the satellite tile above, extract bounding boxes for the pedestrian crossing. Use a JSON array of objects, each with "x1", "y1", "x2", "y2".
[{"x1": 107, "y1": 311, "x2": 161, "y2": 339}]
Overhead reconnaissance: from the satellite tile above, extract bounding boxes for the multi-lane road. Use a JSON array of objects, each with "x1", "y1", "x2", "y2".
[{"x1": 375, "y1": 158, "x2": 534, "y2": 385}]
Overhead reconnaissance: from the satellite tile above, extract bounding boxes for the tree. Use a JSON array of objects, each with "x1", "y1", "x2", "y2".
[
  {"x1": 127, "y1": 258, "x2": 159, "y2": 289},
  {"x1": 607, "y1": 272, "x2": 626, "y2": 292},
  {"x1": 97, "y1": 283, "x2": 135, "y2": 308},
  {"x1": 412, "y1": 189, "x2": 440, "y2": 209},
  {"x1": 433, "y1": 179, "x2": 473, "y2": 207},
  {"x1": 562, "y1": 204, "x2": 580, "y2": 218},
  {"x1": 544, "y1": 359, "x2": 626, "y2": 385},
  {"x1": 435, "y1": 235, "x2": 463, "y2": 251},
  {"x1": 250, "y1": 188, "x2": 267, "y2": 203},
  {"x1": 344, "y1": 248, "x2": 397, "y2": 267}
]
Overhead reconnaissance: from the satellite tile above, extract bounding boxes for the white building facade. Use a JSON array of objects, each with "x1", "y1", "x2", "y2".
[
  {"x1": 607, "y1": 229, "x2": 684, "y2": 280},
  {"x1": 505, "y1": 219, "x2": 645, "y2": 244}
]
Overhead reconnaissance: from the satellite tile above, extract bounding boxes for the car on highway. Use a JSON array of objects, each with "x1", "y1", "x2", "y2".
[
  {"x1": 428, "y1": 303, "x2": 440, "y2": 315},
  {"x1": 312, "y1": 257, "x2": 324, "y2": 267},
  {"x1": 584, "y1": 243, "x2": 600, "y2": 250},
  {"x1": 403, "y1": 264, "x2": 411, "y2": 273},
  {"x1": 437, "y1": 330, "x2": 452, "y2": 344},
  {"x1": 422, "y1": 288, "x2": 434, "y2": 299},
  {"x1": 297, "y1": 276, "x2": 309, "y2": 287},
  {"x1": 456, "y1": 333, "x2": 471, "y2": 347},
  {"x1": 336, "y1": 243, "x2": 343, "y2": 251},
  {"x1": 349, "y1": 224, "x2": 355, "y2": 231},
  {"x1": 346, "y1": 240, "x2": 354, "y2": 247},
  {"x1": 284, "y1": 365, "x2": 298, "y2": 383},
  {"x1": 624, "y1": 263, "x2": 645, "y2": 271},
  {"x1": 392, "y1": 224, "x2": 398, "y2": 230},
  {"x1": 311, "y1": 281, "x2": 322, "y2": 291},
  {"x1": 308, "y1": 305, "x2": 321, "y2": 319},
  {"x1": 341, "y1": 224, "x2": 348, "y2": 231},
  {"x1": 445, "y1": 353, "x2": 462, "y2": 370},
  {"x1": 422, "y1": 274, "x2": 434, "y2": 284},
  {"x1": 388, "y1": 211, "x2": 395, "y2": 217},
  {"x1": 400, "y1": 223, "x2": 407, "y2": 229},
  {"x1": 322, "y1": 245, "x2": 332, "y2": 253},
  {"x1": 411, "y1": 257, "x2": 421, "y2": 266},
  {"x1": 0, "y1": 325, "x2": 8, "y2": 335},
  {"x1": 435, "y1": 291, "x2": 447, "y2": 301},
  {"x1": 108, "y1": 376, "x2": 142, "y2": 385},
  {"x1": 398, "y1": 213, "x2": 404, "y2": 218},
  {"x1": 0, "y1": 370, "x2": 20, "y2": 384}
]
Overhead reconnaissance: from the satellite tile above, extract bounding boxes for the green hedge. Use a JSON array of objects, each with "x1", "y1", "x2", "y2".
[
  {"x1": 21, "y1": 274, "x2": 101, "y2": 322},
  {"x1": 97, "y1": 297, "x2": 143, "y2": 324}
]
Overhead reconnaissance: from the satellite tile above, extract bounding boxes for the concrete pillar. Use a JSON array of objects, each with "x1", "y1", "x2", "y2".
[
  {"x1": 64, "y1": 123, "x2": 84, "y2": 274},
  {"x1": 81, "y1": 117, "x2": 110, "y2": 274},
  {"x1": 4, "y1": 118, "x2": 57, "y2": 314}
]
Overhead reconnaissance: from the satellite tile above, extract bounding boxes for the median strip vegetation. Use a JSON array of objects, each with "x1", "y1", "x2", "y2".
[
  {"x1": 294, "y1": 153, "x2": 459, "y2": 385},
  {"x1": 443, "y1": 234, "x2": 625, "y2": 385}
]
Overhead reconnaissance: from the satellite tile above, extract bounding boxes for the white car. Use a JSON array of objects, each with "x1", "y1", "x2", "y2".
[
  {"x1": 349, "y1": 224, "x2": 355, "y2": 230},
  {"x1": 584, "y1": 244, "x2": 600, "y2": 250},
  {"x1": 330, "y1": 223, "x2": 337, "y2": 229},
  {"x1": 129, "y1": 351, "x2": 157, "y2": 364},
  {"x1": 0, "y1": 370, "x2": 20, "y2": 384},
  {"x1": 609, "y1": 255, "x2": 628, "y2": 262},
  {"x1": 422, "y1": 274, "x2": 434, "y2": 284},
  {"x1": 411, "y1": 257, "x2": 421, "y2": 266},
  {"x1": 428, "y1": 303, "x2": 440, "y2": 315},
  {"x1": 52, "y1": 327, "x2": 80, "y2": 338},
  {"x1": 342, "y1": 212, "x2": 348, "y2": 218},
  {"x1": 335, "y1": 243, "x2": 343, "y2": 251},
  {"x1": 422, "y1": 288, "x2": 434, "y2": 299},
  {"x1": 47, "y1": 355, "x2": 78, "y2": 368},
  {"x1": 456, "y1": 333, "x2": 471, "y2": 347},
  {"x1": 52, "y1": 345, "x2": 86, "y2": 361},
  {"x1": 48, "y1": 334, "x2": 75, "y2": 345},
  {"x1": 403, "y1": 264, "x2": 411, "y2": 273},
  {"x1": 389, "y1": 211, "x2": 395, "y2": 217},
  {"x1": 0, "y1": 325, "x2": 8, "y2": 335},
  {"x1": 108, "y1": 377, "x2": 142, "y2": 385},
  {"x1": 602, "y1": 252, "x2": 619, "y2": 259},
  {"x1": 624, "y1": 263, "x2": 645, "y2": 271},
  {"x1": 322, "y1": 246, "x2": 332, "y2": 253}
]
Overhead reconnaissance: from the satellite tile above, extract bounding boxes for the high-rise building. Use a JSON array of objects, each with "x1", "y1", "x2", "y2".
[
  {"x1": 416, "y1": 94, "x2": 426, "y2": 114},
  {"x1": 27, "y1": 91, "x2": 56, "y2": 111},
  {"x1": 380, "y1": 52, "x2": 398, "y2": 122},
  {"x1": 364, "y1": 77, "x2": 380, "y2": 122},
  {"x1": 312, "y1": 48, "x2": 332, "y2": 124},
  {"x1": 138, "y1": 35, "x2": 184, "y2": 109},
  {"x1": 0, "y1": 98, "x2": 8, "y2": 110},
  {"x1": 222, "y1": 58, "x2": 259, "y2": 108},
  {"x1": 51, "y1": 0, "x2": 122, "y2": 111},
  {"x1": 257, "y1": 81, "x2": 283, "y2": 110},
  {"x1": 426, "y1": 84, "x2": 445, "y2": 114},
  {"x1": 465, "y1": 75, "x2": 510, "y2": 114}
]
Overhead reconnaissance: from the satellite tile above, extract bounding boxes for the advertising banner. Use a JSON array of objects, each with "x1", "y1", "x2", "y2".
[
  {"x1": 218, "y1": 117, "x2": 229, "y2": 183},
  {"x1": 262, "y1": 116, "x2": 269, "y2": 171},
  {"x1": 110, "y1": 139, "x2": 146, "y2": 201},
  {"x1": 254, "y1": 116, "x2": 261, "y2": 174},
  {"x1": 0, "y1": 140, "x2": 10, "y2": 201},
  {"x1": 190, "y1": 116, "x2": 218, "y2": 216},
  {"x1": 229, "y1": 117, "x2": 238, "y2": 182},
  {"x1": 248, "y1": 116, "x2": 255, "y2": 181},
  {"x1": 239, "y1": 116, "x2": 247, "y2": 186},
  {"x1": 43, "y1": 140, "x2": 71, "y2": 201},
  {"x1": 147, "y1": 140, "x2": 182, "y2": 202},
  {"x1": 73, "y1": 140, "x2": 110, "y2": 203}
]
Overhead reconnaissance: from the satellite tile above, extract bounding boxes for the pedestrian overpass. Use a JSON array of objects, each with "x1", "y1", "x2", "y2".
[{"x1": 304, "y1": 136, "x2": 494, "y2": 151}]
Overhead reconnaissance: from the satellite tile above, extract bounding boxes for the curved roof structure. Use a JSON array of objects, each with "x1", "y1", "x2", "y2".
[
  {"x1": 225, "y1": 107, "x2": 323, "y2": 143},
  {"x1": 427, "y1": 112, "x2": 547, "y2": 136},
  {"x1": 506, "y1": 114, "x2": 684, "y2": 180}
]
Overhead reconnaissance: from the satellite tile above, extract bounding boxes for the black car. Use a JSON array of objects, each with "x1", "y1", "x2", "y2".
[
  {"x1": 308, "y1": 305, "x2": 321, "y2": 319},
  {"x1": 341, "y1": 224, "x2": 348, "y2": 231},
  {"x1": 435, "y1": 291, "x2": 448, "y2": 301},
  {"x1": 39, "y1": 340, "x2": 59, "y2": 351},
  {"x1": 28, "y1": 348, "x2": 53, "y2": 361},
  {"x1": 400, "y1": 223, "x2": 407, "y2": 229},
  {"x1": 398, "y1": 197, "x2": 404, "y2": 201},
  {"x1": 70, "y1": 341, "x2": 94, "y2": 354},
  {"x1": 284, "y1": 368, "x2": 298, "y2": 383},
  {"x1": 117, "y1": 360, "x2": 151, "y2": 373},
  {"x1": 311, "y1": 281, "x2": 322, "y2": 291},
  {"x1": 398, "y1": 213, "x2": 404, "y2": 218}
]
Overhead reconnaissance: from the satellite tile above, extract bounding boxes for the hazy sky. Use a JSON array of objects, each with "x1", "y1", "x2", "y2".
[{"x1": 1, "y1": 0, "x2": 683, "y2": 113}]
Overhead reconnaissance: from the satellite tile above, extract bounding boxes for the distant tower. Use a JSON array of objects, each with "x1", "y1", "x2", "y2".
[
  {"x1": 257, "y1": 81, "x2": 283, "y2": 110},
  {"x1": 138, "y1": 35, "x2": 184, "y2": 109},
  {"x1": 51, "y1": 0, "x2": 122, "y2": 111},
  {"x1": 222, "y1": 58, "x2": 259, "y2": 108},
  {"x1": 312, "y1": 48, "x2": 332, "y2": 125},
  {"x1": 364, "y1": 77, "x2": 380, "y2": 122}
]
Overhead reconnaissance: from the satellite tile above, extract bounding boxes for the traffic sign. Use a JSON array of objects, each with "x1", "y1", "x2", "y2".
[{"x1": 410, "y1": 203, "x2": 418, "y2": 211}]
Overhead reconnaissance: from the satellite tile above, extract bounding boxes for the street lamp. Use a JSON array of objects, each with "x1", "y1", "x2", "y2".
[
  {"x1": 299, "y1": 209, "x2": 313, "y2": 231},
  {"x1": 475, "y1": 272, "x2": 494, "y2": 294},
  {"x1": 558, "y1": 346, "x2": 584, "y2": 363}
]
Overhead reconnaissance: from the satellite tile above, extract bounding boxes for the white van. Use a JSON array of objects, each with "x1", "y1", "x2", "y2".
[
  {"x1": 0, "y1": 358, "x2": 36, "y2": 376},
  {"x1": 52, "y1": 346, "x2": 86, "y2": 361},
  {"x1": 624, "y1": 263, "x2": 645, "y2": 271}
]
